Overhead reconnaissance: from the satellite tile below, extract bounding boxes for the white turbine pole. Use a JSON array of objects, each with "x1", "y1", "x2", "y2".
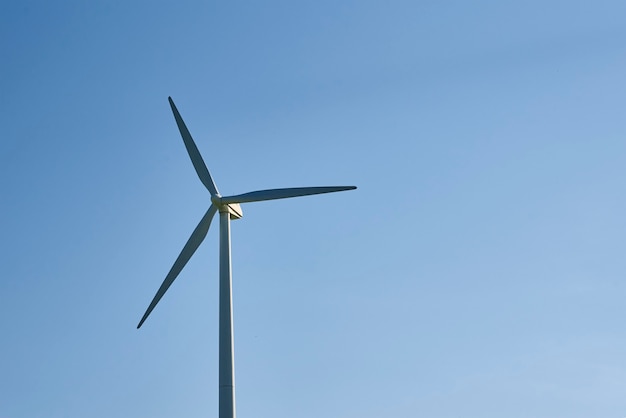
[{"x1": 218, "y1": 207, "x2": 236, "y2": 418}]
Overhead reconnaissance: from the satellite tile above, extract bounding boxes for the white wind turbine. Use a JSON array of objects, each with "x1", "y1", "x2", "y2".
[{"x1": 137, "y1": 97, "x2": 356, "y2": 418}]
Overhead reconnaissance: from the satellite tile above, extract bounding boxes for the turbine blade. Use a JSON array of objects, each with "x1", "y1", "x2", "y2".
[
  {"x1": 220, "y1": 186, "x2": 357, "y2": 204},
  {"x1": 137, "y1": 205, "x2": 218, "y2": 328},
  {"x1": 168, "y1": 97, "x2": 220, "y2": 196}
]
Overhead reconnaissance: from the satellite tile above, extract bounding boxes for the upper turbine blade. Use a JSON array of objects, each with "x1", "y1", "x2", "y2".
[
  {"x1": 137, "y1": 204, "x2": 218, "y2": 328},
  {"x1": 219, "y1": 186, "x2": 357, "y2": 204},
  {"x1": 168, "y1": 97, "x2": 220, "y2": 196}
]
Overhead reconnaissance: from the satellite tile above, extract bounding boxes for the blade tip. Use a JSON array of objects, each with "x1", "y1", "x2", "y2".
[{"x1": 137, "y1": 314, "x2": 148, "y2": 329}]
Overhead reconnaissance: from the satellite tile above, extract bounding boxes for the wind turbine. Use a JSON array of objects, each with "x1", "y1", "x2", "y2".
[{"x1": 137, "y1": 97, "x2": 356, "y2": 418}]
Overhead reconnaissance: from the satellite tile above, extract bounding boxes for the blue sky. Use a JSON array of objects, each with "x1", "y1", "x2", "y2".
[{"x1": 2, "y1": 1, "x2": 626, "y2": 417}]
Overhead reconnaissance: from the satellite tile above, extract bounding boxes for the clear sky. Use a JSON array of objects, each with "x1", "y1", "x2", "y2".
[{"x1": 2, "y1": 1, "x2": 626, "y2": 417}]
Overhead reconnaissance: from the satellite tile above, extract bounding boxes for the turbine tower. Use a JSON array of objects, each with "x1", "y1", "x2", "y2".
[{"x1": 137, "y1": 97, "x2": 356, "y2": 418}]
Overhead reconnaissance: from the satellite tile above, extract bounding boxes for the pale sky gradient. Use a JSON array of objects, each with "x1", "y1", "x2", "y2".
[{"x1": 2, "y1": 1, "x2": 626, "y2": 417}]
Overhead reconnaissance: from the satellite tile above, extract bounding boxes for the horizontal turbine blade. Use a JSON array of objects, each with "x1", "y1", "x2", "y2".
[
  {"x1": 168, "y1": 97, "x2": 220, "y2": 196},
  {"x1": 137, "y1": 204, "x2": 218, "y2": 329},
  {"x1": 220, "y1": 186, "x2": 357, "y2": 204}
]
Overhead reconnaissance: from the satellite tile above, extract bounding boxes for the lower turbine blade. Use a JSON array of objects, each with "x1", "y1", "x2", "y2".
[
  {"x1": 220, "y1": 186, "x2": 356, "y2": 204},
  {"x1": 137, "y1": 205, "x2": 218, "y2": 328}
]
